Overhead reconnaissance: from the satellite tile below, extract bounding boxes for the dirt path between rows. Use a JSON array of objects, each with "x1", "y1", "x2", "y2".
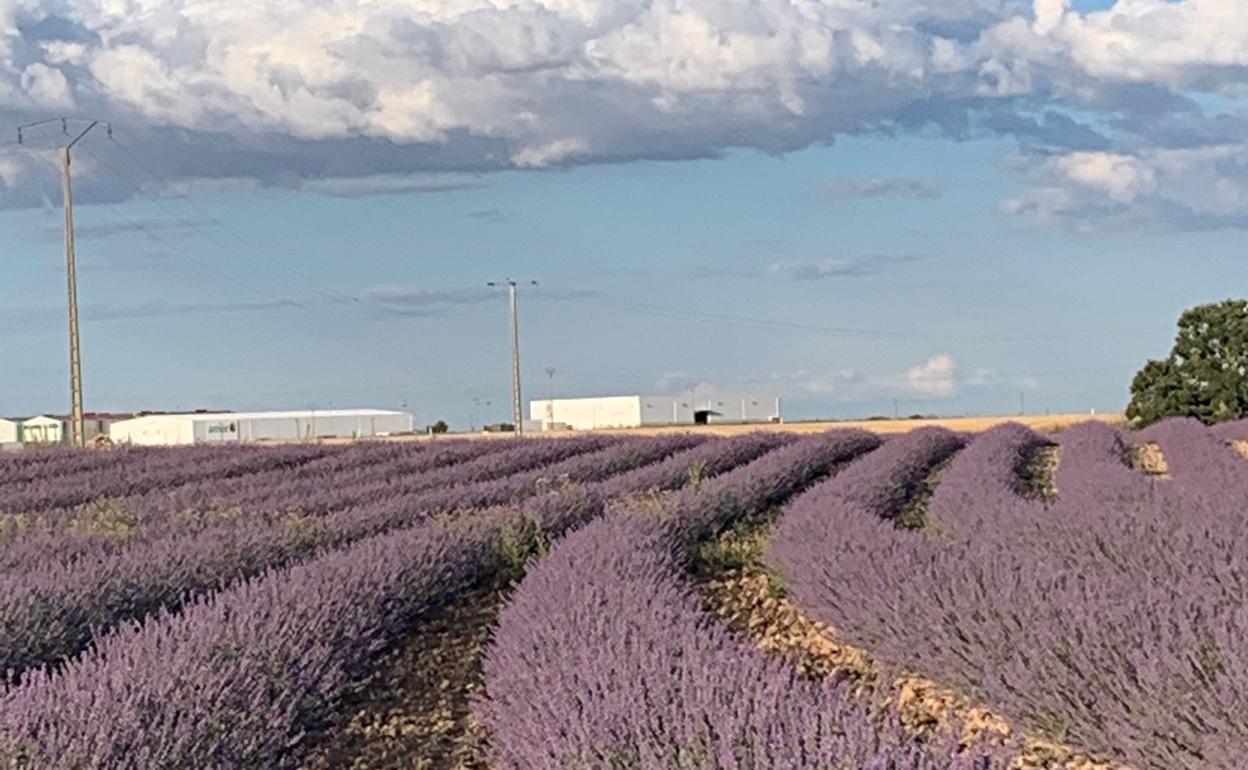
[{"x1": 298, "y1": 585, "x2": 499, "y2": 770}]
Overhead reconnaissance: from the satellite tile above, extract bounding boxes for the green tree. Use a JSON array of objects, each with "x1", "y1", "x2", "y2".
[
  {"x1": 427, "y1": 420, "x2": 449, "y2": 434},
  {"x1": 1127, "y1": 299, "x2": 1248, "y2": 426}
]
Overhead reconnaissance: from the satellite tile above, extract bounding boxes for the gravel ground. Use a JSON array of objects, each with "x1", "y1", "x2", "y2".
[{"x1": 298, "y1": 585, "x2": 500, "y2": 770}]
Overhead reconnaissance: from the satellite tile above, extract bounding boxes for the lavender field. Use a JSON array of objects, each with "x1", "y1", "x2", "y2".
[{"x1": 0, "y1": 420, "x2": 1245, "y2": 769}]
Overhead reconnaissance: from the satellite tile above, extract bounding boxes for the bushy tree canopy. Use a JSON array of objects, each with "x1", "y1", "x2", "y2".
[{"x1": 1127, "y1": 299, "x2": 1248, "y2": 426}]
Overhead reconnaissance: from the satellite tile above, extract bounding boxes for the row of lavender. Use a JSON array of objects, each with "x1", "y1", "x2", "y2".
[
  {"x1": 2, "y1": 432, "x2": 749, "y2": 682},
  {"x1": 767, "y1": 419, "x2": 1248, "y2": 770},
  {"x1": 476, "y1": 428, "x2": 1017, "y2": 768},
  {"x1": 0, "y1": 431, "x2": 803, "y2": 768}
]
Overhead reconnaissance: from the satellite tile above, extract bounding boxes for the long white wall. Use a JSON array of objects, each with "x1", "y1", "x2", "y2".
[
  {"x1": 531, "y1": 394, "x2": 780, "y2": 429},
  {"x1": 530, "y1": 396, "x2": 642, "y2": 430}
]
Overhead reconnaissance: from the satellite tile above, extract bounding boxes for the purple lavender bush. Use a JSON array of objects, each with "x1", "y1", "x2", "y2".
[
  {"x1": 0, "y1": 435, "x2": 684, "y2": 682},
  {"x1": 768, "y1": 426, "x2": 962, "y2": 587},
  {"x1": 0, "y1": 486, "x2": 604, "y2": 770},
  {"x1": 769, "y1": 421, "x2": 1248, "y2": 769},
  {"x1": 0, "y1": 444, "x2": 338, "y2": 514},
  {"x1": 663, "y1": 429, "x2": 881, "y2": 543},
  {"x1": 923, "y1": 423, "x2": 1049, "y2": 536},
  {"x1": 594, "y1": 431, "x2": 796, "y2": 500},
  {"x1": 1211, "y1": 418, "x2": 1248, "y2": 442},
  {"x1": 1136, "y1": 417, "x2": 1248, "y2": 495},
  {"x1": 478, "y1": 515, "x2": 1011, "y2": 769}
]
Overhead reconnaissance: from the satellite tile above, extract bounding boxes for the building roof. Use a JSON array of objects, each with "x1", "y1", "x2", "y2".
[
  {"x1": 120, "y1": 409, "x2": 408, "y2": 422},
  {"x1": 22, "y1": 415, "x2": 62, "y2": 425}
]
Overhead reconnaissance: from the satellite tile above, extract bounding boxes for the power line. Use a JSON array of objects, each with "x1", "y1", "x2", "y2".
[
  {"x1": 98, "y1": 139, "x2": 375, "y2": 310},
  {"x1": 578, "y1": 294, "x2": 1170, "y2": 344},
  {"x1": 74, "y1": 143, "x2": 384, "y2": 321},
  {"x1": 15, "y1": 144, "x2": 317, "y2": 312}
]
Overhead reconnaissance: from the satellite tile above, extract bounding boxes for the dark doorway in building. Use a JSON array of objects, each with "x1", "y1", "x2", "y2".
[{"x1": 694, "y1": 409, "x2": 721, "y2": 425}]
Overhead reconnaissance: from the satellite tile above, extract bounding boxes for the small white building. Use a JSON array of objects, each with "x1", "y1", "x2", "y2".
[
  {"x1": 109, "y1": 409, "x2": 414, "y2": 446},
  {"x1": 0, "y1": 418, "x2": 18, "y2": 446},
  {"x1": 530, "y1": 394, "x2": 780, "y2": 431},
  {"x1": 21, "y1": 415, "x2": 64, "y2": 444}
]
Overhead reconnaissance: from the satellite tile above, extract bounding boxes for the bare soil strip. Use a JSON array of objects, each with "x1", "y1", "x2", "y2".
[
  {"x1": 895, "y1": 455, "x2": 955, "y2": 532},
  {"x1": 1129, "y1": 443, "x2": 1170, "y2": 478},
  {"x1": 1020, "y1": 445, "x2": 1060, "y2": 503},
  {"x1": 298, "y1": 585, "x2": 499, "y2": 770},
  {"x1": 688, "y1": 508, "x2": 1120, "y2": 769}
]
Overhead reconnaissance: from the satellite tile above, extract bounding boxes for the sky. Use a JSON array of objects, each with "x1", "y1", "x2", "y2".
[{"x1": 1, "y1": 0, "x2": 1247, "y2": 428}]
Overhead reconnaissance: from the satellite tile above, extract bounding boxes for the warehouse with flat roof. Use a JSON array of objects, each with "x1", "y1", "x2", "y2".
[
  {"x1": 529, "y1": 394, "x2": 780, "y2": 431},
  {"x1": 109, "y1": 409, "x2": 413, "y2": 446}
]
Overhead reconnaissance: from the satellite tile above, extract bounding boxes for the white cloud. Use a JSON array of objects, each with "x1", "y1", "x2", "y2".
[
  {"x1": 0, "y1": 0, "x2": 1240, "y2": 229},
  {"x1": 767, "y1": 254, "x2": 916, "y2": 281},
  {"x1": 1004, "y1": 143, "x2": 1248, "y2": 229},
  {"x1": 1054, "y1": 151, "x2": 1157, "y2": 203},
  {"x1": 905, "y1": 353, "x2": 957, "y2": 398},
  {"x1": 19, "y1": 62, "x2": 71, "y2": 108}
]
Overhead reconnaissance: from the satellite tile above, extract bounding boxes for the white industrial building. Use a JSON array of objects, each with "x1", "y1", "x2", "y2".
[
  {"x1": 530, "y1": 394, "x2": 780, "y2": 431},
  {"x1": 20, "y1": 415, "x2": 64, "y2": 444},
  {"x1": 109, "y1": 409, "x2": 414, "y2": 446},
  {"x1": 0, "y1": 419, "x2": 18, "y2": 446}
]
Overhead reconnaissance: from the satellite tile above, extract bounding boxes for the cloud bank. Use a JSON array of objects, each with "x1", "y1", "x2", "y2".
[{"x1": 0, "y1": 0, "x2": 1244, "y2": 227}]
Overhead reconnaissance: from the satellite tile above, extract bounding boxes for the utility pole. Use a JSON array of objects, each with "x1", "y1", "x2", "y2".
[
  {"x1": 18, "y1": 118, "x2": 112, "y2": 448},
  {"x1": 487, "y1": 279, "x2": 537, "y2": 436},
  {"x1": 1020, "y1": 391, "x2": 1026, "y2": 416}
]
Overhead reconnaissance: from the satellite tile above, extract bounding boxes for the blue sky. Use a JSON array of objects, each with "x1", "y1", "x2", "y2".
[{"x1": 1, "y1": 0, "x2": 1245, "y2": 427}]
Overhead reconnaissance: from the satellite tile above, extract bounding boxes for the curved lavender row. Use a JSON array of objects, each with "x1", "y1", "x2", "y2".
[
  {"x1": 1211, "y1": 418, "x2": 1248, "y2": 441},
  {"x1": 478, "y1": 515, "x2": 1009, "y2": 769},
  {"x1": 1, "y1": 444, "x2": 341, "y2": 514},
  {"x1": 765, "y1": 428, "x2": 974, "y2": 678},
  {"x1": 769, "y1": 423, "x2": 1248, "y2": 768},
  {"x1": 663, "y1": 428, "x2": 881, "y2": 543},
  {"x1": 0, "y1": 487, "x2": 604, "y2": 770},
  {"x1": 923, "y1": 423, "x2": 1049, "y2": 536},
  {"x1": 1056, "y1": 421, "x2": 1164, "y2": 506},
  {"x1": 594, "y1": 430, "x2": 797, "y2": 499},
  {"x1": 767, "y1": 426, "x2": 963, "y2": 597},
  {"x1": 1136, "y1": 417, "x2": 1248, "y2": 494},
  {"x1": 0, "y1": 439, "x2": 534, "y2": 574},
  {"x1": 0, "y1": 436, "x2": 688, "y2": 681}
]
